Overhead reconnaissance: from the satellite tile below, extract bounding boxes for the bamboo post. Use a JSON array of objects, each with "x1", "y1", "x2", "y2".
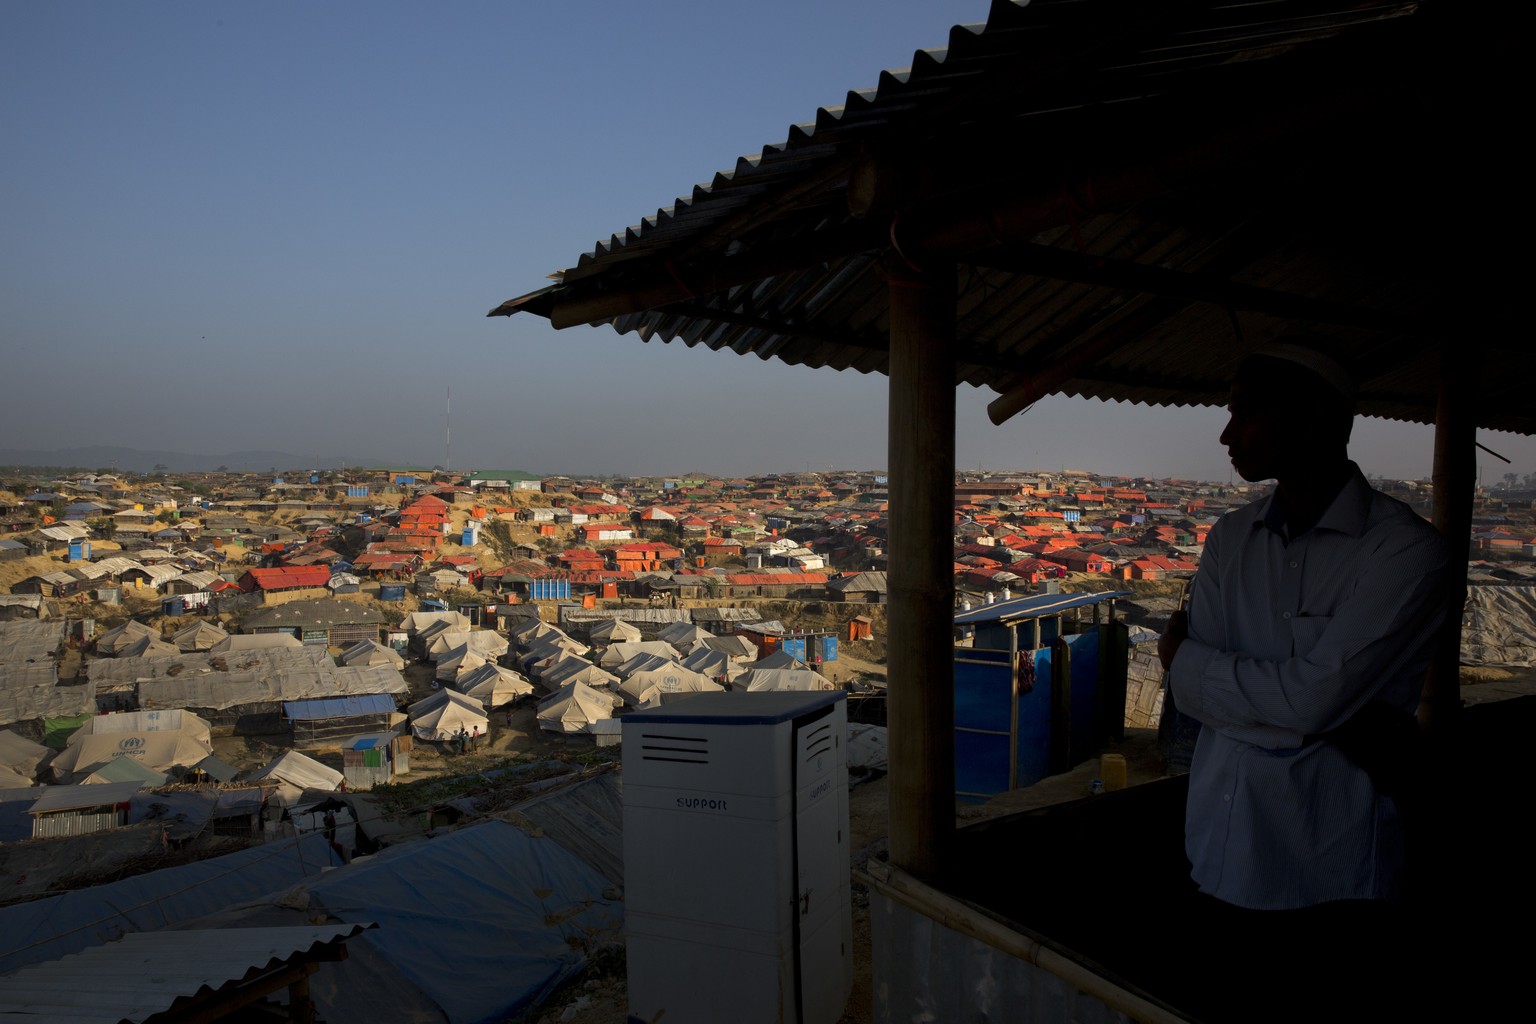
[
  {"x1": 886, "y1": 258, "x2": 956, "y2": 880},
  {"x1": 1422, "y1": 346, "x2": 1475, "y2": 732}
]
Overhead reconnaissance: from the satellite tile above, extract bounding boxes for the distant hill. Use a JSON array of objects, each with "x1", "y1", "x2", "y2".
[{"x1": 0, "y1": 446, "x2": 384, "y2": 475}]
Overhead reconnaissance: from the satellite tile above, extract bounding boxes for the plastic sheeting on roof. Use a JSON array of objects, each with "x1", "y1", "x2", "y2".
[
  {"x1": 134, "y1": 658, "x2": 407, "y2": 712},
  {"x1": 211, "y1": 632, "x2": 303, "y2": 653},
  {"x1": 0, "y1": 832, "x2": 337, "y2": 976},
  {"x1": 512, "y1": 770, "x2": 624, "y2": 886},
  {"x1": 304, "y1": 820, "x2": 622, "y2": 1023},
  {"x1": 128, "y1": 787, "x2": 264, "y2": 840},
  {"x1": 284, "y1": 694, "x2": 398, "y2": 721},
  {"x1": 1461, "y1": 584, "x2": 1536, "y2": 667}
]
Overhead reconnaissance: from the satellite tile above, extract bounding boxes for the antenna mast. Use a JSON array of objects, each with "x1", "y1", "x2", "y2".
[{"x1": 445, "y1": 386, "x2": 452, "y2": 474}]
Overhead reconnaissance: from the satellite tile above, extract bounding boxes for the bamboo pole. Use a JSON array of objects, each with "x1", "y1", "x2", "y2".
[
  {"x1": 885, "y1": 258, "x2": 956, "y2": 880},
  {"x1": 1422, "y1": 346, "x2": 1475, "y2": 731}
]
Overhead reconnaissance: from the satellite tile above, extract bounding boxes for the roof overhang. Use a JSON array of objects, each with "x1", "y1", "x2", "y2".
[{"x1": 490, "y1": 0, "x2": 1526, "y2": 435}]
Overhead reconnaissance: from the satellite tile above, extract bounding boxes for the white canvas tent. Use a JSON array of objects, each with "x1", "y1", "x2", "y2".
[
  {"x1": 731, "y1": 668, "x2": 836, "y2": 693},
  {"x1": 617, "y1": 665, "x2": 724, "y2": 708},
  {"x1": 681, "y1": 647, "x2": 745, "y2": 683},
  {"x1": 398, "y1": 610, "x2": 471, "y2": 635},
  {"x1": 525, "y1": 633, "x2": 589, "y2": 660},
  {"x1": 750, "y1": 650, "x2": 809, "y2": 671},
  {"x1": 409, "y1": 688, "x2": 489, "y2": 743},
  {"x1": 536, "y1": 682, "x2": 613, "y2": 735},
  {"x1": 454, "y1": 663, "x2": 534, "y2": 708},
  {"x1": 435, "y1": 644, "x2": 487, "y2": 682},
  {"x1": 597, "y1": 641, "x2": 676, "y2": 670},
  {"x1": 701, "y1": 634, "x2": 759, "y2": 661},
  {"x1": 50, "y1": 710, "x2": 215, "y2": 784},
  {"x1": 171, "y1": 620, "x2": 228, "y2": 653},
  {"x1": 589, "y1": 619, "x2": 643, "y2": 644},
  {"x1": 428, "y1": 629, "x2": 508, "y2": 661},
  {"x1": 538, "y1": 656, "x2": 619, "y2": 693},
  {"x1": 610, "y1": 652, "x2": 678, "y2": 680},
  {"x1": 117, "y1": 634, "x2": 179, "y2": 659},
  {"x1": 246, "y1": 749, "x2": 345, "y2": 807},
  {"x1": 657, "y1": 622, "x2": 714, "y2": 648},
  {"x1": 339, "y1": 638, "x2": 406, "y2": 669},
  {"x1": 96, "y1": 620, "x2": 158, "y2": 656},
  {"x1": 511, "y1": 617, "x2": 561, "y2": 646},
  {"x1": 0, "y1": 730, "x2": 50, "y2": 787}
]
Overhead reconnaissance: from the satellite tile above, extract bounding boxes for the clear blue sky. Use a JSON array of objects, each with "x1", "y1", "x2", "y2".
[{"x1": 4, "y1": 1, "x2": 1531, "y2": 485}]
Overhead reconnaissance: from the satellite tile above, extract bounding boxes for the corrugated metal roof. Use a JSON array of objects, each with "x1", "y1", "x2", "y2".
[
  {"x1": 0, "y1": 923, "x2": 373, "y2": 1024},
  {"x1": 954, "y1": 589, "x2": 1131, "y2": 625},
  {"x1": 27, "y1": 780, "x2": 146, "y2": 814},
  {"x1": 490, "y1": 0, "x2": 1528, "y2": 436}
]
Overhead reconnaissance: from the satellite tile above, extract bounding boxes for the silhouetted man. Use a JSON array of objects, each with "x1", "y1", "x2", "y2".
[{"x1": 1158, "y1": 340, "x2": 1448, "y2": 1018}]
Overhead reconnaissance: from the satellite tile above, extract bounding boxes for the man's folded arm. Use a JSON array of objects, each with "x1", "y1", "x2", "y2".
[{"x1": 1172, "y1": 529, "x2": 1447, "y2": 742}]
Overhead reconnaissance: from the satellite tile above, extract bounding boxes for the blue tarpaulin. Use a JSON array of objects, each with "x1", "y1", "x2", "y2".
[
  {"x1": 304, "y1": 820, "x2": 622, "y2": 1023},
  {"x1": 283, "y1": 694, "x2": 397, "y2": 721},
  {"x1": 0, "y1": 832, "x2": 337, "y2": 976}
]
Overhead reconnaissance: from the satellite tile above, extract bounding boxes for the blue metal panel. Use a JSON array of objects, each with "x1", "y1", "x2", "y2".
[
  {"x1": 1064, "y1": 631, "x2": 1101, "y2": 768},
  {"x1": 1017, "y1": 647, "x2": 1054, "y2": 787},
  {"x1": 954, "y1": 649, "x2": 1012, "y2": 802},
  {"x1": 781, "y1": 636, "x2": 807, "y2": 662},
  {"x1": 954, "y1": 645, "x2": 1057, "y2": 802},
  {"x1": 530, "y1": 579, "x2": 570, "y2": 601},
  {"x1": 820, "y1": 635, "x2": 838, "y2": 662}
]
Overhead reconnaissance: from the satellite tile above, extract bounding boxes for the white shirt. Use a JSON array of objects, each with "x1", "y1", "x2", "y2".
[{"x1": 1170, "y1": 465, "x2": 1447, "y2": 909}]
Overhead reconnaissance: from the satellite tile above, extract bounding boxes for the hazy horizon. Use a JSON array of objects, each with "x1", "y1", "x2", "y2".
[{"x1": 6, "y1": 2, "x2": 1533, "y2": 486}]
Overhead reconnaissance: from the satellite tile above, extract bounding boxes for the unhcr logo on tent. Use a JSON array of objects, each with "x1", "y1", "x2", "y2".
[{"x1": 119, "y1": 737, "x2": 145, "y2": 751}]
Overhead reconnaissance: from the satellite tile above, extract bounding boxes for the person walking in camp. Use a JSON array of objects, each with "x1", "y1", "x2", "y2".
[{"x1": 470, "y1": 724, "x2": 480, "y2": 751}]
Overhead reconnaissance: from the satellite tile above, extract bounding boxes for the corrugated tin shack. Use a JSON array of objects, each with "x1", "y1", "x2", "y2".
[
  {"x1": 27, "y1": 779, "x2": 146, "y2": 839},
  {"x1": 342, "y1": 730, "x2": 412, "y2": 790}
]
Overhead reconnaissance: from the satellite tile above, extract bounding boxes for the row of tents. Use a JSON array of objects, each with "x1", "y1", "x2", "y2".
[{"x1": 504, "y1": 614, "x2": 839, "y2": 736}]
